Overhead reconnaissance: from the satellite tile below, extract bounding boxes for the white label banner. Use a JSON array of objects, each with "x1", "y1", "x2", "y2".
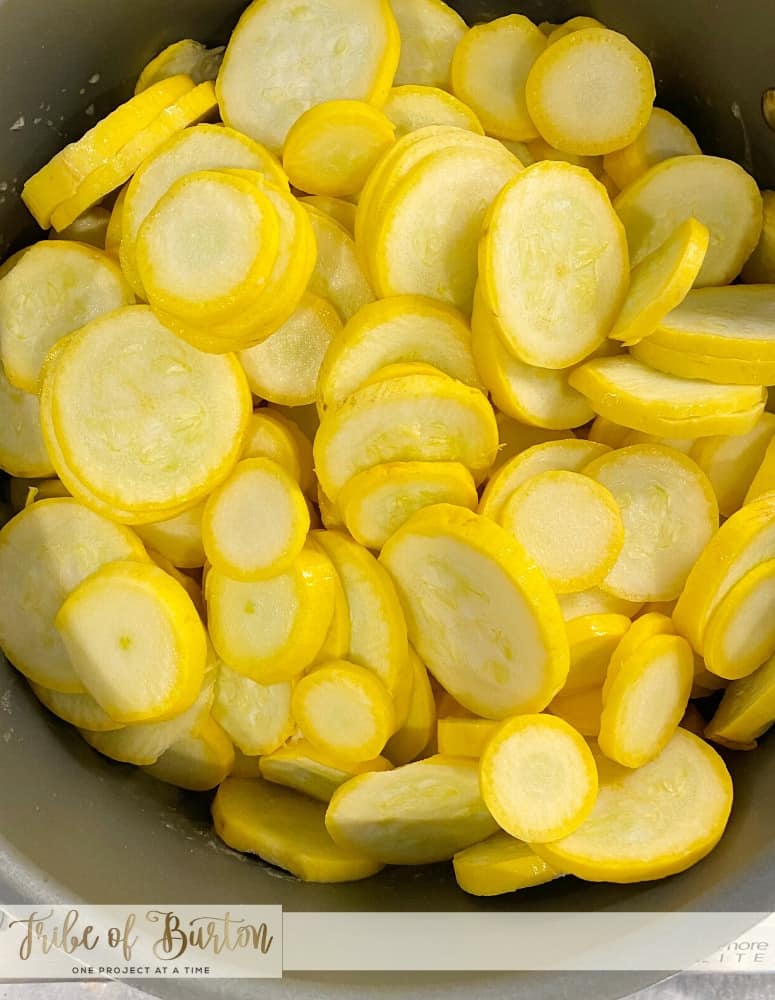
[
  {"x1": 3, "y1": 907, "x2": 775, "y2": 977},
  {"x1": 0, "y1": 905, "x2": 282, "y2": 979}
]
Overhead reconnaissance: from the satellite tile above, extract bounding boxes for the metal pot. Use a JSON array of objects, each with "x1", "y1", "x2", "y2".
[{"x1": 1, "y1": 2, "x2": 774, "y2": 998}]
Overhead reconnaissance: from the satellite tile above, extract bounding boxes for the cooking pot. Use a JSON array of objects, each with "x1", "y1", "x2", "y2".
[{"x1": 1, "y1": 2, "x2": 775, "y2": 998}]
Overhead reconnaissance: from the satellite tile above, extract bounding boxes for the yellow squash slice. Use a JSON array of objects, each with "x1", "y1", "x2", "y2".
[
  {"x1": 384, "y1": 647, "x2": 436, "y2": 766},
  {"x1": 317, "y1": 294, "x2": 481, "y2": 415},
  {"x1": 299, "y1": 196, "x2": 357, "y2": 236},
  {"x1": 202, "y1": 458, "x2": 309, "y2": 581},
  {"x1": 563, "y1": 613, "x2": 631, "y2": 694},
  {"x1": 370, "y1": 139, "x2": 522, "y2": 313},
  {"x1": 632, "y1": 337, "x2": 775, "y2": 386},
  {"x1": 525, "y1": 28, "x2": 655, "y2": 155},
  {"x1": 527, "y1": 136, "x2": 603, "y2": 175},
  {"x1": 450, "y1": 15, "x2": 547, "y2": 141},
  {"x1": 49, "y1": 206, "x2": 111, "y2": 249},
  {"x1": 533, "y1": 730, "x2": 732, "y2": 882},
  {"x1": 135, "y1": 39, "x2": 225, "y2": 93},
  {"x1": 608, "y1": 219, "x2": 709, "y2": 346},
  {"x1": 206, "y1": 544, "x2": 336, "y2": 683},
  {"x1": 746, "y1": 435, "x2": 775, "y2": 504},
  {"x1": 50, "y1": 82, "x2": 220, "y2": 233},
  {"x1": 620, "y1": 430, "x2": 696, "y2": 453},
  {"x1": 239, "y1": 294, "x2": 342, "y2": 406},
  {"x1": 382, "y1": 85, "x2": 484, "y2": 138},
  {"x1": 311, "y1": 530, "x2": 410, "y2": 706},
  {"x1": 259, "y1": 740, "x2": 391, "y2": 802},
  {"x1": 104, "y1": 187, "x2": 127, "y2": 258},
  {"x1": 703, "y1": 560, "x2": 775, "y2": 681},
  {"x1": 674, "y1": 493, "x2": 775, "y2": 654},
  {"x1": 31, "y1": 682, "x2": 124, "y2": 733},
  {"x1": 326, "y1": 754, "x2": 498, "y2": 864},
  {"x1": 303, "y1": 205, "x2": 375, "y2": 323},
  {"x1": 150, "y1": 173, "x2": 307, "y2": 350},
  {"x1": 36, "y1": 352, "x2": 198, "y2": 527},
  {"x1": 647, "y1": 285, "x2": 775, "y2": 361},
  {"x1": 546, "y1": 16, "x2": 605, "y2": 44},
  {"x1": 479, "y1": 438, "x2": 610, "y2": 523},
  {"x1": 217, "y1": 0, "x2": 399, "y2": 153},
  {"x1": 355, "y1": 125, "x2": 494, "y2": 253},
  {"x1": 136, "y1": 170, "x2": 280, "y2": 326},
  {"x1": 569, "y1": 355, "x2": 766, "y2": 437},
  {"x1": 42, "y1": 306, "x2": 251, "y2": 519},
  {"x1": 380, "y1": 504, "x2": 569, "y2": 718},
  {"x1": 0, "y1": 367, "x2": 55, "y2": 478},
  {"x1": 481, "y1": 714, "x2": 598, "y2": 842},
  {"x1": 338, "y1": 461, "x2": 478, "y2": 550},
  {"x1": 143, "y1": 716, "x2": 234, "y2": 791},
  {"x1": 499, "y1": 471, "x2": 624, "y2": 593},
  {"x1": 292, "y1": 660, "x2": 396, "y2": 763},
  {"x1": 436, "y1": 716, "x2": 499, "y2": 758},
  {"x1": 0, "y1": 241, "x2": 133, "y2": 393},
  {"x1": 212, "y1": 662, "x2": 294, "y2": 756},
  {"x1": 241, "y1": 410, "x2": 304, "y2": 484},
  {"x1": 742, "y1": 190, "x2": 775, "y2": 284},
  {"x1": 314, "y1": 371, "x2": 498, "y2": 500},
  {"x1": 391, "y1": 0, "x2": 466, "y2": 88},
  {"x1": 146, "y1": 550, "x2": 204, "y2": 619},
  {"x1": 21, "y1": 76, "x2": 195, "y2": 229},
  {"x1": 705, "y1": 652, "x2": 775, "y2": 746},
  {"x1": 584, "y1": 444, "x2": 718, "y2": 602},
  {"x1": 478, "y1": 162, "x2": 629, "y2": 369},
  {"x1": 603, "y1": 107, "x2": 702, "y2": 189},
  {"x1": 603, "y1": 611, "x2": 675, "y2": 697},
  {"x1": 548, "y1": 686, "x2": 604, "y2": 738},
  {"x1": 120, "y1": 123, "x2": 286, "y2": 298},
  {"x1": 55, "y1": 560, "x2": 207, "y2": 724},
  {"x1": 599, "y1": 633, "x2": 693, "y2": 768},
  {"x1": 453, "y1": 831, "x2": 561, "y2": 897},
  {"x1": 0, "y1": 499, "x2": 147, "y2": 692},
  {"x1": 316, "y1": 486, "x2": 347, "y2": 533},
  {"x1": 81, "y1": 662, "x2": 217, "y2": 765},
  {"x1": 614, "y1": 155, "x2": 763, "y2": 286},
  {"x1": 283, "y1": 100, "x2": 395, "y2": 198},
  {"x1": 135, "y1": 502, "x2": 205, "y2": 570},
  {"x1": 690, "y1": 413, "x2": 775, "y2": 516},
  {"x1": 213, "y1": 776, "x2": 383, "y2": 882},
  {"x1": 558, "y1": 589, "x2": 643, "y2": 623},
  {"x1": 471, "y1": 289, "x2": 595, "y2": 429},
  {"x1": 312, "y1": 569, "x2": 351, "y2": 666},
  {"x1": 588, "y1": 416, "x2": 629, "y2": 448},
  {"x1": 491, "y1": 413, "x2": 574, "y2": 472}
]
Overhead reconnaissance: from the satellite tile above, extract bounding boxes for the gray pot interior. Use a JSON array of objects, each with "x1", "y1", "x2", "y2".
[{"x1": 1, "y1": 2, "x2": 775, "y2": 998}]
